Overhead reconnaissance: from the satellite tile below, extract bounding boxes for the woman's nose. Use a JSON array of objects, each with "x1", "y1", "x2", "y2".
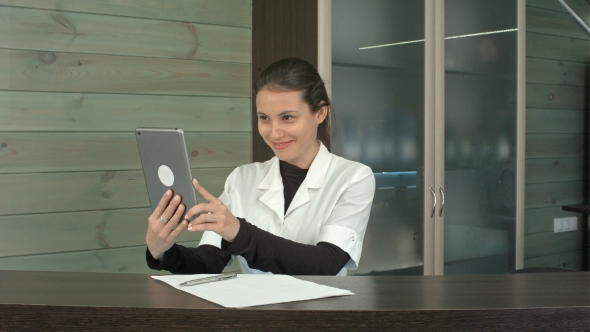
[{"x1": 270, "y1": 122, "x2": 284, "y2": 138}]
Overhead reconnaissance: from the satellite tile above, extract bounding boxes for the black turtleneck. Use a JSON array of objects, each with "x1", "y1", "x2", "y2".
[
  {"x1": 146, "y1": 160, "x2": 351, "y2": 275},
  {"x1": 279, "y1": 160, "x2": 309, "y2": 214}
]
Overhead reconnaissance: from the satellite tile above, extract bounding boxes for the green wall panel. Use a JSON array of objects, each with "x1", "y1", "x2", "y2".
[
  {"x1": 0, "y1": 0, "x2": 252, "y2": 28},
  {"x1": 0, "y1": 6, "x2": 251, "y2": 63},
  {"x1": 0, "y1": 91, "x2": 251, "y2": 132}
]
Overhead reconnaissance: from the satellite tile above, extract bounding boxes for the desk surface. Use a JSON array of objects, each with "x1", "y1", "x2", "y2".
[{"x1": 1, "y1": 270, "x2": 589, "y2": 331}]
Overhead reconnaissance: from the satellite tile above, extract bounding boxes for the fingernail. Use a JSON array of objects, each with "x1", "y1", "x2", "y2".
[
  {"x1": 166, "y1": 189, "x2": 172, "y2": 195},
  {"x1": 193, "y1": 178, "x2": 198, "y2": 183},
  {"x1": 187, "y1": 225, "x2": 192, "y2": 231}
]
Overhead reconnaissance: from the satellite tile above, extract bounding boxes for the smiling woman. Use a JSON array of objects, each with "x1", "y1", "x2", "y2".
[{"x1": 146, "y1": 58, "x2": 375, "y2": 276}]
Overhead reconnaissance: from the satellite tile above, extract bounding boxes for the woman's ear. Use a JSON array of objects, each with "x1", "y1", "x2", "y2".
[{"x1": 315, "y1": 105, "x2": 328, "y2": 124}]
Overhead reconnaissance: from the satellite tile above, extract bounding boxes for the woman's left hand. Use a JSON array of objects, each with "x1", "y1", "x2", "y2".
[{"x1": 185, "y1": 178, "x2": 240, "y2": 242}]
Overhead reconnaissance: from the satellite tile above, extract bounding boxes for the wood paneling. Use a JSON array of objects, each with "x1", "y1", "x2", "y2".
[
  {"x1": 0, "y1": 0, "x2": 252, "y2": 28},
  {"x1": 525, "y1": 206, "x2": 587, "y2": 234},
  {"x1": 526, "y1": 0, "x2": 589, "y2": 270},
  {"x1": 524, "y1": 250, "x2": 583, "y2": 270},
  {"x1": 526, "y1": 83, "x2": 589, "y2": 110},
  {"x1": 0, "y1": 241, "x2": 198, "y2": 273},
  {"x1": 526, "y1": 134, "x2": 587, "y2": 158},
  {"x1": 527, "y1": 6, "x2": 590, "y2": 40},
  {"x1": 0, "y1": 208, "x2": 207, "y2": 257},
  {"x1": 0, "y1": 132, "x2": 250, "y2": 173},
  {"x1": 526, "y1": 58, "x2": 589, "y2": 86},
  {"x1": 0, "y1": 49, "x2": 250, "y2": 97},
  {"x1": 0, "y1": 6, "x2": 251, "y2": 63},
  {"x1": 527, "y1": 32, "x2": 590, "y2": 63},
  {"x1": 525, "y1": 230, "x2": 586, "y2": 258},
  {"x1": 526, "y1": 108, "x2": 587, "y2": 133},
  {"x1": 0, "y1": 91, "x2": 251, "y2": 132},
  {"x1": 525, "y1": 181, "x2": 586, "y2": 209},
  {"x1": 526, "y1": 157, "x2": 586, "y2": 184},
  {"x1": 0, "y1": 168, "x2": 233, "y2": 216},
  {"x1": 252, "y1": 0, "x2": 318, "y2": 162},
  {"x1": 0, "y1": 241, "x2": 242, "y2": 274},
  {"x1": 0, "y1": 0, "x2": 252, "y2": 274}
]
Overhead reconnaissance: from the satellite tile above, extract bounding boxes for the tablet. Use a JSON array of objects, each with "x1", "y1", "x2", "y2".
[{"x1": 135, "y1": 128, "x2": 198, "y2": 215}]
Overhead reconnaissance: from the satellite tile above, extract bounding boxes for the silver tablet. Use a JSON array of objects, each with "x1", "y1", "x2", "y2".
[{"x1": 135, "y1": 128, "x2": 198, "y2": 214}]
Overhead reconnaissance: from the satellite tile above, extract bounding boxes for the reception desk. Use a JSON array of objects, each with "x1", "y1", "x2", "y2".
[{"x1": 1, "y1": 270, "x2": 588, "y2": 331}]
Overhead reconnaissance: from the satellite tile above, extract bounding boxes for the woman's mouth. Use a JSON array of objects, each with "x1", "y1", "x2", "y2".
[{"x1": 272, "y1": 141, "x2": 293, "y2": 149}]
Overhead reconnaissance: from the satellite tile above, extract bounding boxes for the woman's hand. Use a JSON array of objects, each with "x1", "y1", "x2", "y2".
[
  {"x1": 185, "y1": 179, "x2": 240, "y2": 242},
  {"x1": 145, "y1": 190, "x2": 188, "y2": 260}
]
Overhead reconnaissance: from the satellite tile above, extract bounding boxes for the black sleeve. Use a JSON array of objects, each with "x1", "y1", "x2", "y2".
[
  {"x1": 223, "y1": 218, "x2": 350, "y2": 275},
  {"x1": 146, "y1": 243, "x2": 231, "y2": 274}
]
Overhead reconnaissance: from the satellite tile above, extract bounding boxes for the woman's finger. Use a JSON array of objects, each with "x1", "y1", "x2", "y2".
[
  {"x1": 168, "y1": 219, "x2": 188, "y2": 241},
  {"x1": 187, "y1": 212, "x2": 218, "y2": 231},
  {"x1": 151, "y1": 189, "x2": 173, "y2": 221},
  {"x1": 184, "y1": 203, "x2": 219, "y2": 221},
  {"x1": 160, "y1": 195, "x2": 182, "y2": 223},
  {"x1": 192, "y1": 179, "x2": 221, "y2": 204},
  {"x1": 162, "y1": 203, "x2": 185, "y2": 232}
]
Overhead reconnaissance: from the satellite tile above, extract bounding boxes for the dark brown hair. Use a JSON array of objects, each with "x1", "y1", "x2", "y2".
[{"x1": 253, "y1": 58, "x2": 332, "y2": 151}]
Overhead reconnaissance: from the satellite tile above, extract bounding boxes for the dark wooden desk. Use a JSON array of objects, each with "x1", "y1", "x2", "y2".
[{"x1": 0, "y1": 270, "x2": 588, "y2": 331}]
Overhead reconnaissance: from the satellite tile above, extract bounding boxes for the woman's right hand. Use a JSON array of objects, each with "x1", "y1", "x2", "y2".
[{"x1": 146, "y1": 190, "x2": 188, "y2": 260}]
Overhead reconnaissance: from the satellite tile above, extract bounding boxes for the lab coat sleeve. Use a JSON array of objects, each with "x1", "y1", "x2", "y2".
[
  {"x1": 316, "y1": 166, "x2": 375, "y2": 270},
  {"x1": 197, "y1": 168, "x2": 237, "y2": 267}
]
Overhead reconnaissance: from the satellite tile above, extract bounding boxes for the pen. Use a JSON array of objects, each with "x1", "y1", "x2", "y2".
[{"x1": 179, "y1": 273, "x2": 238, "y2": 287}]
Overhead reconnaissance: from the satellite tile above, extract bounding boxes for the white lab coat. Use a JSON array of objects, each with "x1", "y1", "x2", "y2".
[{"x1": 199, "y1": 143, "x2": 375, "y2": 276}]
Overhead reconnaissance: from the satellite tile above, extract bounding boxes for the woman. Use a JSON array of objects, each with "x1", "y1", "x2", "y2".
[{"x1": 145, "y1": 58, "x2": 375, "y2": 276}]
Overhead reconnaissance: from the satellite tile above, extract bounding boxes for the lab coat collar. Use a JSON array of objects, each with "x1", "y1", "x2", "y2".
[
  {"x1": 258, "y1": 142, "x2": 332, "y2": 220},
  {"x1": 258, "y1": 142, "x2": 331, "y2": 190}
]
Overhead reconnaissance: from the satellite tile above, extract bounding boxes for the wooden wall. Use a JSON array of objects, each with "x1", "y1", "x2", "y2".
[
  {"x1": 524, "y1": 0, "x2": 589, "y2": 270},
  {"x1": 252, "y1": 0, "x2": 318, "y2": 162},
  {"x1": 0, "y1": 0, "x2": 251, "y2": 274}
]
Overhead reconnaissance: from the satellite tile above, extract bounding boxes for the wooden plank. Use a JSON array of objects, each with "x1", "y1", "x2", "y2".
[
  {"x1": 526, "y1": 58, "x2": 589, "y2": 86},
  {"x1": 0, "y1": 6, "x2": 251, "y2": 63},
  {"x1": 526, "y1": 157, "x2": 586, "y2": 184},
  {"x1": 526, "y1": 83, "x2": 589, "y2": 110},
  {"x1": 527, "y1": 6, "x2": 590, "y2": 40},
  {"x1": 525, "y1": 206, "x2": 587, "y2": 234},
  {"x1": 0, "y1": 208, "x2": 208, "y2": 257},
  {"x1": 526, "y1": 108, "x2": 587, "y2": 133},
  {"x1": 0, "y1": 132, "x2": 251, "y2": 173},
  {"x1": 525, "y1": 181, "x2": 586, "y2": 209},
  {"x1": 0, "y1": 168, "x2": 233, "y2": 216},
  {"x1": 526, "y1": 134, "x2": 586, "y2": 158},
  {"x1": 0, "y1": 49, "x2": 251, "y2": 97},
  {"x1": 524, "y1": 250, "x2": 583, "y2": 271},
  {"x1": 525, "y1": 230, "x2": 586, "y2": 258},
  {"x1": 0, "y1": 91, "x2": 251, "y2": 132},
  {"x1": 0, "y1": 241, "x2": 242, "y2": 274},
  {"x1": 0, "y1": 0, "x2": 252, "y2": 28},
  {"x1": 527, "y1": 32, "x2": 590, "y2": 63}
]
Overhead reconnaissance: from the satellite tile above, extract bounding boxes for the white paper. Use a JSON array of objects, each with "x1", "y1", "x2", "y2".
[{"x1": 151, "y1": 274, "x2": 354, "y2": 308}]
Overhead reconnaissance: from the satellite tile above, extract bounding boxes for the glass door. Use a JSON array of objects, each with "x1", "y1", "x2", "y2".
[
  {"x1": 332, "y1": 0, "x2": 426, "y2": 275},
  {"x1": 439, "y1": 0, "x2": 519, "y2": 274}
]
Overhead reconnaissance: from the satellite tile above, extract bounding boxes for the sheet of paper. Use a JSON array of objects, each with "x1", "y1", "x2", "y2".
[{"x1": 151, "y1": 274, "x2": 354, "y2": 308}]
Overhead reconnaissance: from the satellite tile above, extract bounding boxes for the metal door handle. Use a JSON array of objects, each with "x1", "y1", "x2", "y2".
[
  {"x1": 430, "y1": 188, "x2": 437, "y2": 218},
  {"x1": 439, "y1": 187, "x2": 445, "y2": 217}
]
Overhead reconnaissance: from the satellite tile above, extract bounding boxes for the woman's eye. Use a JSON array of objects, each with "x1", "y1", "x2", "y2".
[
  {"x1": 258, "y1": 115, "x2": 268, "y2": 121},
  {"x1": 283, "y1": 115, "x2": 293, "y2": 120}
]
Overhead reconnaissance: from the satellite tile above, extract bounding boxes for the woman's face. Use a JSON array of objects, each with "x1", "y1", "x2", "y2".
[{"x1": 256, "y1": 89, "x2": 327, "y2": 169}]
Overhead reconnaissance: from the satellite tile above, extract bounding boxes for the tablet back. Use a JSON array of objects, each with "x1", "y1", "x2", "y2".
[{"x1": 135, "y1": 128, "x2": 198, "y2": 212}]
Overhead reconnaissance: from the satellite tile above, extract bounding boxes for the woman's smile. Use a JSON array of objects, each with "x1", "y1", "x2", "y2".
[{"x1": 272, "y1": 140, "x2": 294, "y2": 149}]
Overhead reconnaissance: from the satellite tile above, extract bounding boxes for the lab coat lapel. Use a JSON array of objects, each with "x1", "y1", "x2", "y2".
[
  {"x1": 258, "y1": 157, "x2": 285, "y2": 223},
  {"x1": 285, "y1": 143, "x2": 332, "y2": 217}
]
